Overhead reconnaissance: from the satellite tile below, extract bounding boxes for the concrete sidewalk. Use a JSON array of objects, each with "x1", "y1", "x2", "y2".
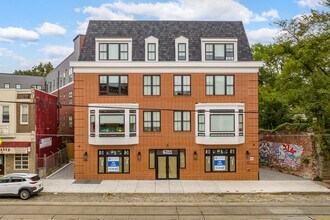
[
  {"x1": 43, "y1": 179, "x2": 330, "y2": 194},
  {"x1": 43, "y1": 162, "x2": 330, "y2": 194}
]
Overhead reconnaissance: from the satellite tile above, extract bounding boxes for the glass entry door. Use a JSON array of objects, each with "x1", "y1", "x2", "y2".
[
  {"x1": 156, "y1": 155, "x2": 179, "y2": 179},
  {"x1": 0, "y1": 155, "x2": 4, "y2": 175}
]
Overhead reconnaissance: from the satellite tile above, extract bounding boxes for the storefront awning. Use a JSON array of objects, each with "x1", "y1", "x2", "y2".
[{"x1": 0, "y1": 142, "x2": 31, "y2": 154}]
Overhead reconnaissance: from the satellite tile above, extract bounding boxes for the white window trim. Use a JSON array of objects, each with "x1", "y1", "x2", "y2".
[
  {"x1": 95, "y1": 38, "x2": 133, "y2": 61},
  {"x1": 14, "y1": 154, "x2": 29, "y2": 170},
  {"x1": 195, "y1": 103, "x2": 244, "y2": 145},
  {"x1": 201, "y1": 38, "x2": 238, "y2": 62},
  {"x1": 4, "y1": 83, "x2": 10, "y2": 89},
  {"x1": 20, "y1": 105, "x2": 29, "y2": 125},
  {"x1": 175, "y1": 36, "x2": 189, "y2": 61},
  {"x1": 145, "y1": 36, "x2": 159, "y2": 61},
  {"x1": 88, "y1": 103, "x2": 139, "y2": 145}
]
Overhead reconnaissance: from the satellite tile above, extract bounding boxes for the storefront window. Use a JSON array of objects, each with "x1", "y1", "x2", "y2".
[
  {"x1": 98, "y1": 150, "x2": 130, "y2": 174},
  {"x1": 205, "y1": 149, "x2": 236, "y2": 172}
]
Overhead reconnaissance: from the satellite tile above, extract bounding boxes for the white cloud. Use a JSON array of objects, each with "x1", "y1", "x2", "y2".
[
  {"x1": 0, "y1": 27, "x2": 39, "y2": 43},
  {"x1": 40, "y1": 45, "x2": 73, "y2": 59},
  {"x1": 247, "y1": 28, "x2": 281, "y2": 45},
  {"x1": 297, "y1": 0, "x2": 323, "y2": 8},
  {"x1": 252, "y1": 9, "x2": 280, "y2": 22},
  {"x1": 0, "y1": 48, "x2": 26, "y2": 62},
  {"x1": 36, "y1": 22, "x2": 66, "y2": 35},
  {"x1": 75, "y1": 0, "x2": 254, "y2": 33}
]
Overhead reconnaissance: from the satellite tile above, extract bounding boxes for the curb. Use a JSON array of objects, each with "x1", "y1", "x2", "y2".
[
  {"x1": 46, "y1": 161, "x2": 73, "y2": 179},
  {"x1": 0, "y1": 201, "x2": 329, "y2": 207}
]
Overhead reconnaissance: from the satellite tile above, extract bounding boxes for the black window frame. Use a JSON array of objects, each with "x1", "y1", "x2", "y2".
[
  {"x1": 205, "y1": 43, "x2": 234, "y2": 61},
  {"x1": 99, "y1": 75, "x2": 128, "y2": 96},
  {"x1": 147, "y1": 43, "x2": 156, "y2": 61},
  {"x1": 143, "y1": 75, "x2": 160, "y2": 96},
  {"x1": 205, "y1": 75, "x2": 235, "y2": 96},
  {"x1": 143, "y1": 111, "x2": 161, "y2": 132},
  {"x1": 177, "y1": 43, "x2": 186, "y2": 61},
  {"x1": 205, "y1": 149, "x2": 236, "y2": 172},
  {"x1": 99, "y1": 43, "x2": 129, "y2": 61},
  {"x1": 173, "y1": 111, "x2": 191, "y2": 132},
  {"x1": 174, "y1": 75, "x2": 191, "y2": 96},
  {"x1": 98, "y1": 150, "x2": 130, "y2": 174}
]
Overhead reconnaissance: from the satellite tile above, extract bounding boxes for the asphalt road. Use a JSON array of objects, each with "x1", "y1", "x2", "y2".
[{"x1": 0, "y1": 203, "x2": 329, "y2": 219}]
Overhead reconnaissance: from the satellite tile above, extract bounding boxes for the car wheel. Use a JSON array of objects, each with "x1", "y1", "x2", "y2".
[{"x1": 19, "y1": 189, "x2": 30, "y2": 200}]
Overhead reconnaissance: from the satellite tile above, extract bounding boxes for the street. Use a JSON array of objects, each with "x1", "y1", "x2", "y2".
[
  {"x1": 0, "y1": 193, "x2": 330, "y2": 219},
  {"x1": 0, "y1": 203, "x2": 329, "y2": 219}
]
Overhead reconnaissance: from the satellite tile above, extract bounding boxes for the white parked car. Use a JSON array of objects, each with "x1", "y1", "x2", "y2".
[{"x1": 0, "y1": 173, "x2": 43, "y2": 200}]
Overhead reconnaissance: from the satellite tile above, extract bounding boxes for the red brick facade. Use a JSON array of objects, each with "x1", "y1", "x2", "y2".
[{"x1": 74, "y1": 72, "x2": 259, "y2": 180}]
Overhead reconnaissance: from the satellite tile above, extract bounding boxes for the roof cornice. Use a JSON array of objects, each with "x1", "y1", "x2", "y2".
[{"x1": 70, "y1": 61, "x2": 263, "y2": 74}]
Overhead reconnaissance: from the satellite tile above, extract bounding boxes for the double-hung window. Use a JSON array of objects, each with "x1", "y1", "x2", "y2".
[
  {"x1": 68, "y1": 115, "x2": 73, "y2": 128},
  {"x1": 20, "y1": 105, "x2": 28, "y2": 124},
  {"x1": 206, "y1": 75, "x2": 234, "y2": 95},
  {"x1": 147, "y1": 43, "x2": 156, "y2": 61},
  {"x1": 174, "y1": 75, "x2": 190, "y2": 96},
  {"x1": 178, "y1": 43, "x2": 186, "y2": 60},
  {"x1": 99, "y1": 43, "x2": 128, "y2": 60},
  {"x1": 205, "y1": 149, "x2": 236, "y2": 172},
  {"x1": 144, "y1": 75, "x2": 160, "y2": 96},
  {"x1": 205, "y1": 43, "x2": 234, "y2": 61},
  {"x1": 2, "y1": 106, "x2": 9, "y2": 123},
  {"x1": 99, "y1": 75, "x2": 128, "y2": 96},
  {"x1": 144, "y1": 111, "x2": 160, "y2": 132},
  {"x1": 68, "y1": 91, "x2": 73, "y2": 104},
  {"x1": 174, "y1": 111, "x2": 190, "y2": 131},
  {"x1": 4, "y1": 83, "x2": 9, "y2": 89},
  {"x1": 69, "y1": 68, "x2": 73, "y2": 83},
  {"x1": 98, "y1": 150, "x2": 130, "y2": 174}
]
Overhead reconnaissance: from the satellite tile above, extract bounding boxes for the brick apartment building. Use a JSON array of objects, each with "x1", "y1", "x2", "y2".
[
  {"x1": 71, "y1": 21, "x2": 262, "y2": 180},
  {"x1": 46, "y1": 34, "x2": 85, "y2": 143}
]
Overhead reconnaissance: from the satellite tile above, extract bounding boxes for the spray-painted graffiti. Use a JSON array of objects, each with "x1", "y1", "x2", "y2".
[{"x1": 259, "y1": 142, "x2": 303, "y2": 170}]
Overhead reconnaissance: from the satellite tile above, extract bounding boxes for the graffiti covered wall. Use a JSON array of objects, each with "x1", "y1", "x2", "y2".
[
  {"x1": 259, "y1": 131, "x2": 318, "y2": 179},
  {"x1": 259, "y1": 142, "x2": 303, "y2": 170}
]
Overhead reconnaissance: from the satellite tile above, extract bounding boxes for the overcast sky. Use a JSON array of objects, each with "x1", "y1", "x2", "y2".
[{"x1": 0, "y1": 0, "x2": 326, "y2": 73}]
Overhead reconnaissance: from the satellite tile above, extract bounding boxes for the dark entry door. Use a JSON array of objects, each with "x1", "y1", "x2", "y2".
[
  {"x1": 0, "y1": 155, "x2": 4, "y2": 175},
  {"x1": 156, "y1": 155, "x2": 179, "y2": 180}
]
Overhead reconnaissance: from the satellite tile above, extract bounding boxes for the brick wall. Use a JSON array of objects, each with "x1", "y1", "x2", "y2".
[{"x1": 259, "y1": 131, "x2": 318, "y2": 179}]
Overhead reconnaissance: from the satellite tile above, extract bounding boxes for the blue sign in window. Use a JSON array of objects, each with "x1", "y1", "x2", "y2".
[
  {"x1": 107, "y1": 157, "x2": 119, "y2": 172},
  {"x1": 214, "y1": 156, "x2": 226, "y2": 171}
]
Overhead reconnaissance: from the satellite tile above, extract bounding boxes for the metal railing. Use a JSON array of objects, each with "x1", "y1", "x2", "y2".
[{"x1": 37, "y1": 148, "x2": 68, "y2": 177}]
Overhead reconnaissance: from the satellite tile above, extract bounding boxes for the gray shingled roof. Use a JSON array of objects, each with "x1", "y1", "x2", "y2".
[
  {"x1": 79, "y1": 20, "x2": 252, "y2": 62},
  {"x1": 0, "y1": 73, "x2": 45, "y2": 89}
]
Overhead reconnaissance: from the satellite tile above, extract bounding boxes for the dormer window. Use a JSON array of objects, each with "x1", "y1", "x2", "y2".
[
  {"x1": 201, "y1": 38, "x2": 237, "y2": 61},
  {"x1": 147, "y1": 43, "x2": 156, "y2": 61},
  {"x1": 96, "y1": 38, "x2": 132, "y2": 61},
  {"x1": 145, "y1": 36, "x2": 159, "y2": 61},
  {"x1": 175, "y1": 36, "x2": 189, "y2": 61}
]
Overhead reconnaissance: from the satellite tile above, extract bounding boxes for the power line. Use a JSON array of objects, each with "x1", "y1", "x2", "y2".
[{"x1": 0, "y1": 100, "x2": 328, "y2": 115}]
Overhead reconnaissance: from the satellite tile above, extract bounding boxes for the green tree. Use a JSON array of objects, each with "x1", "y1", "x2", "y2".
[{"x1": 14, "y1": 62, "x2": 54, "y2": 77}]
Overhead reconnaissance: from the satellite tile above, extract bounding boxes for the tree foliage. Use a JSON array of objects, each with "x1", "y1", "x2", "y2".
[
  {"x1": 252, "y1": 0, "x2": 330, "y2": 133},
  {"x1": 14, "y1": 62, "x2": 54, "y2": 77}
]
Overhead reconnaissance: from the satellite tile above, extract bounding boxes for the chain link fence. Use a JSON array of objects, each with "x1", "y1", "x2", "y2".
[{"x1": 37, "y1": 148, "x2": 68, "y2": 177}]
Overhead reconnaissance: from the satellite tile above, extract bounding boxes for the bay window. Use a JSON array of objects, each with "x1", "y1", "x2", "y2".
[
  {"x1": 89, "y1": 104, "x2": 138, "y2": 145},
  {"x1": 195, "y1": 103, "x2": 244, "y2": 145}
]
